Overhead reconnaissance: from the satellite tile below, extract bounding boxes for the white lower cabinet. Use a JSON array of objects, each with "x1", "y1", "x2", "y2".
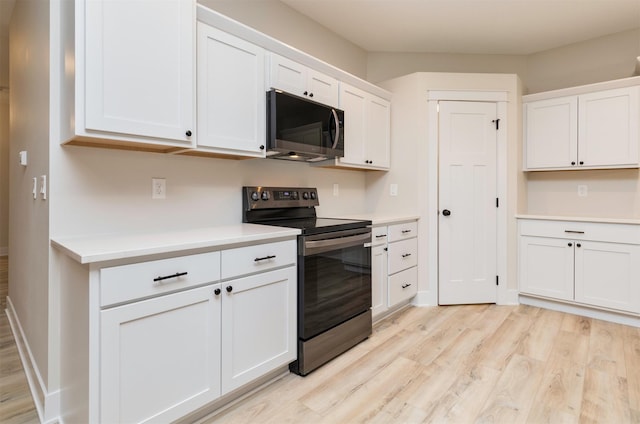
[
  {"x1": 370, "y1": 220, "x2": 418, "y2": 319},
  {"x1": 95, "y1": 239, "x2": 297, "y2": 423},
  {"x1": 518, "y1": 219, "x2": 640, "y2": 314},
  {"x1": 221, "y1": 267, "x2": 296, "y2": 393},
  {"x1": 100, "y1": 285, "x2": 222, "y2": 424}
]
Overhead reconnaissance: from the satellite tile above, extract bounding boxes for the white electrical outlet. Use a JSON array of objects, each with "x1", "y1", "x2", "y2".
[
  {"x1": 333, "y1": 183, "x2": 339, "y2": 196},
  {"x1": 390, "y1": 184, "x2": 398, "y2": 196},
  {"x1": 152, "y1": 178, "x2": 166, "y2": 199},
  {"x1": 578, "y1": 184, "x2": 588, "y2": 197}
]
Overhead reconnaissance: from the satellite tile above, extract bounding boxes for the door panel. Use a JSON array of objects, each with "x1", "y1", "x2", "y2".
[{"x1": 439, "y1": 101, "x2": 497, "y2": 304}]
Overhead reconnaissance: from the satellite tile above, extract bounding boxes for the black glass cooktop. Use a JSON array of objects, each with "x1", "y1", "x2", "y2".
[{"x1": 263, "y1": 217, "x2": 371, "y2": 236}]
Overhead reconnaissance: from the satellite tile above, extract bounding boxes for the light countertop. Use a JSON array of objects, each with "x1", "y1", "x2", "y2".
[
  {"x1": 516, "y1": 214, "x2": 640, "y2": 225},
  {"x1": 337, "y1": 214, "x2": 420, "y2": 226},
  {"x1": 51, "y1": 224, "x2": 301, "y2": 265}
]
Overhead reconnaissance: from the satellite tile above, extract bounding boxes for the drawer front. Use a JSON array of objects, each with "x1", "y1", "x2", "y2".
[
  {"x1": 388, "y1": 221, "x2": 418, "y2": 242},
  {"x1": 372, "y1": 225, "x2": 388, "y2": 246},
  {"x1": 100, "y1": 251, "x2": 221, "y2": 307},
  {"x1": 388, "y1": 266, "x2": 417, "y2": 307},
  {"x1": 518, "y1": 219, "x2": 640, "y2": 245},
  {"x1": 388, "y1": 238, "x2": 418, "y2": 275},
  {"x1": 221, "y1": 240, "x2": 296, "y2": 280}
]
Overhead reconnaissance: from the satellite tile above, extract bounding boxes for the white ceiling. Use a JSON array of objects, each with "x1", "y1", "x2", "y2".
[{"x1": 280, "y1": 0, "x2": 640, "y2": 55}]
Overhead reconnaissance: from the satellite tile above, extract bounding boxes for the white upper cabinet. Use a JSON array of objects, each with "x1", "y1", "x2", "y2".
[
  {"x1": 79, "y1": 0, "x2": 195, "y2": 148},
  {"x1": 196, "y1": 23, "x2": 266, "y2": 157},
  {"x1": 269, "y1": 53, "x2": 339, "y2": 108},
  {"x1": 333, "y1": 83, "x2": 391, "y2": 170},
  {"x1": 524, "y1": 82, "x2": 640, "y2": 171}
]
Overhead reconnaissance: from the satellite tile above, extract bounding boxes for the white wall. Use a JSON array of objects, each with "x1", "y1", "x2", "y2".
[{"x1": 8, "y1": 0, "x2": 51, "y2": 408}]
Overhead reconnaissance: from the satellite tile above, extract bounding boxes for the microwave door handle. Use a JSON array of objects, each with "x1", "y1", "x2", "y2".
[{"x1": 330, "y1": 109, "x2": 340, "y2": 149}]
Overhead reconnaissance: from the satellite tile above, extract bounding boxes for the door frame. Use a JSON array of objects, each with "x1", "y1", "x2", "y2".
[{"x1": 427, "y1": 90, "x2": 508, "y2": 305}]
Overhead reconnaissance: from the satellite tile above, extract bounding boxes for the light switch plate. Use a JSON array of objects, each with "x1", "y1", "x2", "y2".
[{"x1": 578, "y1": 185, "x2": 588, "y2": 197}]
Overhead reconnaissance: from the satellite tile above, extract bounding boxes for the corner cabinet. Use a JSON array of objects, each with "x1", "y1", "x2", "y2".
[
  {"x1": 518, "y1": 218, "x2": 640, "y2": 315},
  {"x1": 193, "y1": 23, "x2": 266, "y2": 158},
  {"x1": 65, "y1": 0, "x2": 196, "y2": 151},
  {"x1": 524, "y1": 81, "x2": 640, "y2": 171}
]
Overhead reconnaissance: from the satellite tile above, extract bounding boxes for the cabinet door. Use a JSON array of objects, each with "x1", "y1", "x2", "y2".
[
  {"x1": 307, "y1": 69, "x2": 339, "y2": 107},
  {"x1": 525, "y1": 96, "x2": 577, "y2": 169},
  {"x1": 366, "y1": 95, "x2": 391, "y2": 168},
  {"x1": 100, "y1": 285, "x2": 221, "y2": 424},
  {"x1": 269, "y1": 54, "x2": 307, "y2": 96},
  {"x1": 519, "y1": 236, "x2": 574, "y2": 301},
  {"x1": 221, "y1": 267, "x2": 296, "y2": 394},
  {"x1": 84, "y1": 0, "x2": 194, "y2": 144},
  {"x1": 578, "y1": 87, "x2": 639, "y2": 168},
  {"x1": 371, "y1": 244, "x2": 388, "y2": 318},
  {"x1": 575, "y1": 241, "x2": 640, "y2": 313},
  {"x1": 197, "y1": 24, "x2": 266, "y2": 157},
  {"x1": 339, "y1": 83, "x2": 367, "y2": 165}
]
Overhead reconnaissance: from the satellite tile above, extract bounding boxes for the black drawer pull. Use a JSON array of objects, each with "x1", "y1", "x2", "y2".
[
  {"x1": 153, "y1": 271, "x2": 188, "y2": 282},
  {"x1": 564, "y1": 230, "x2": 585, "y2": 234},
  {"x1": 401, "y1": 253, "x2": 412, "y2": 258},
  {"x1": 254, "y1": 255, "x2": 276, "y2": 262},
  {"x1": 402, "y1": 283, "x2": 412, "y2": 289},
  {"x1": 375, "y1": 234, "x2": 387, "y2": 238},
  {"x1": 401, "y1": 229, "x2": 412, "y2": 234}
]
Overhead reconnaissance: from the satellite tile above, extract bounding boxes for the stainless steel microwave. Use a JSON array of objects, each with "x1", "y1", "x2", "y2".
[{"x1": 266, "y1": 89, "x2": 344, "y2": 162}]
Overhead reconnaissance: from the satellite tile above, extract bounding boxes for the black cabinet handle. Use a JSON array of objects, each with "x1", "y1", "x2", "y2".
[
  {"x1": 401, "y1": 229, "x2": 412, "y2": 234},
  {"x1": 402, "y1": 253, "x2": 412, "y2": 258},
  {"x1": 303, "y1": 91, "x2": 308, "y2": 96},
  {"x1": 568, "y1": 243, "x2": 573, "y2": 247},
  {"x1": 383, "y1": 247, "x2": 388, "y2": 252},
  {"x1": 226, "y1": 286, "x2": 233, "y2": 293},
  {"x1": 576, "y1": 243, "x2": 582, "y2": 248},
  {"x1": 565, "y1": 230, "x2": 585, "y2": 234},
  {"x1": 185, "y1": 130, "x2": 192, "y2": 137},
  {"x1": 579, "y1": 161, "x2": 584, "y2": 165},
  {"x1": 309, "y1": 93, "x2": 313, "y2": 98},
  {"x1": 571, "y1": 161, "x2": 576, "y2": 165},
  {"x1": 375, "y1": 234, "x2": 387, "y2": 238},
  {"x1": 401, "y1": 283, "x2": 412, "y2": 289},
  {"x1": 442, "y1": 209, "x2": 451, "y2": 216},
  {"x1": 153, "y1": 271, "x2": 188, "y2": 282},
  {"x1": 214, "y1": 288, "x2": 221, "y2": 296},
  {"x1": 254, "y1": 255, "x2": 276, "y2": 262},
  {"x1": 259, "y1": 145, "x2": 265, "y2": 150}
]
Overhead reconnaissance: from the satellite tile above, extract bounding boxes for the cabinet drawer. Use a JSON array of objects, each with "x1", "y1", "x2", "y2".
[
  {"x1": 372, "y1": 226, "x2": 388, "y2": 246},
  {"x1": 388, "y1": 238, "x2": 418, "y2": 275},
  {"x1": 100, "y1": 252, "x2": 221, "y2": 307},
  {"x1": 221, "y1": 240, "x2": 296, "y2": 280},
  {"x1": 388, "y1": 266, "x2": 417, "y2": 307},
  {"x1": 388, "y1": 221, "x2": 417, "y2": 242},
  {"x1": 519, "y1": 219, "x2": 640, "y2": 245}
]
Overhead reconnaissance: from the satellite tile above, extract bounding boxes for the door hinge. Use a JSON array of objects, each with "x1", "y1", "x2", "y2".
[
  {"x1": 496, "y1": 198, "x2": 499, "y2": 208},
  {"x1": 492, "y1": 118, "x2": 500, "y2": 130},
  {"x1": 496, "y1": 275, "x2": 499, "y2": 286}
]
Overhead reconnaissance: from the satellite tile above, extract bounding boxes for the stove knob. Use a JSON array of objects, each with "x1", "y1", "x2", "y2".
[
  {"x1": 251, "y1": 191, "x2": 259, "y2": 201},
  {"x1": 302, "y1": 192, "x2": 309, "y2": 200},
  {"x1": 310, "y1": 191, "x2": 317, "y2": 200},
  {"x1": 291, "y1": 191, "x2": 299, "y2": 200},
  {"x1": 261, "y1": 191, "x2": 270, "y2": 201}
]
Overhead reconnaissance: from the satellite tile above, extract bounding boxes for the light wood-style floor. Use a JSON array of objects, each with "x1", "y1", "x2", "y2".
[
  {"x1": 2, "y1": 254, "x2": 640, "y2": 423},
  {"x1": 0, "y1": 256, "x2": 39, "y2": 424}
]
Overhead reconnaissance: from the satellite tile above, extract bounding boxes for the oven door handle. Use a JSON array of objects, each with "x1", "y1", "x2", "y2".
[{"x1": 303, "y1": 232, "x2": 371, "y2": 256}]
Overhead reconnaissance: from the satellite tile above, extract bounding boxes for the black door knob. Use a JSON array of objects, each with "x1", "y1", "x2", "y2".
[
  {"x1": 185, "y1": 130, "x2": 192, "y2": 137},
  {"x1": 214, "y1": 288, "x2": 221, "y2": 295},
  {"x1": 442, "y1": 209, "x2": 451, "y2": 216},
  {"x1": 226, "y1": 286, "x2": 233, "y2": 293}
]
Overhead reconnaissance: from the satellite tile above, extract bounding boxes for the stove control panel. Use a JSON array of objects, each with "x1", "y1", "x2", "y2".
[{"x1": 243, "y1": 186, "x2": 319, "y2": 210}]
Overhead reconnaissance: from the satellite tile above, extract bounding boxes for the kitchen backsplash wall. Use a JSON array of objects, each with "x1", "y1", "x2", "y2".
[
  {"x1": 50, "y1": 146, "x2": 367, "y2": 238},
  {"x1": 526, "y1": 169, "x2": 640, "y2": 219}
]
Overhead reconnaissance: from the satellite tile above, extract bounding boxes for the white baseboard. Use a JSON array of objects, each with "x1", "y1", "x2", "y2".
[
  {"x1": 0, "y1": 246, "x2": 7, "y2": 257},
  {"x1": 412, "y1": 290, "x2": 436, "y2": 307},
  {"x1": 503, "y1": 289, "x2": 520, "y2": 305},
  {"x1": 6, "y1": 296, "x2": 60, "y2": 423},
  {"x1": 520, "y1": 295, "x2": 640, "y2": 328}
]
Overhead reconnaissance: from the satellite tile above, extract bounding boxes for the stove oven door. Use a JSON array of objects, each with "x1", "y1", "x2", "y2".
[{"x1": 299, "y1": 228, "x2": 372, "y2": 340}]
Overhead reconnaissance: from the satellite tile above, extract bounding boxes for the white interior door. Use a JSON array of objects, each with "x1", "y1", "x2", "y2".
[{"x1": 438, "y1": 101, "x2": 497, "y2": 304}]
